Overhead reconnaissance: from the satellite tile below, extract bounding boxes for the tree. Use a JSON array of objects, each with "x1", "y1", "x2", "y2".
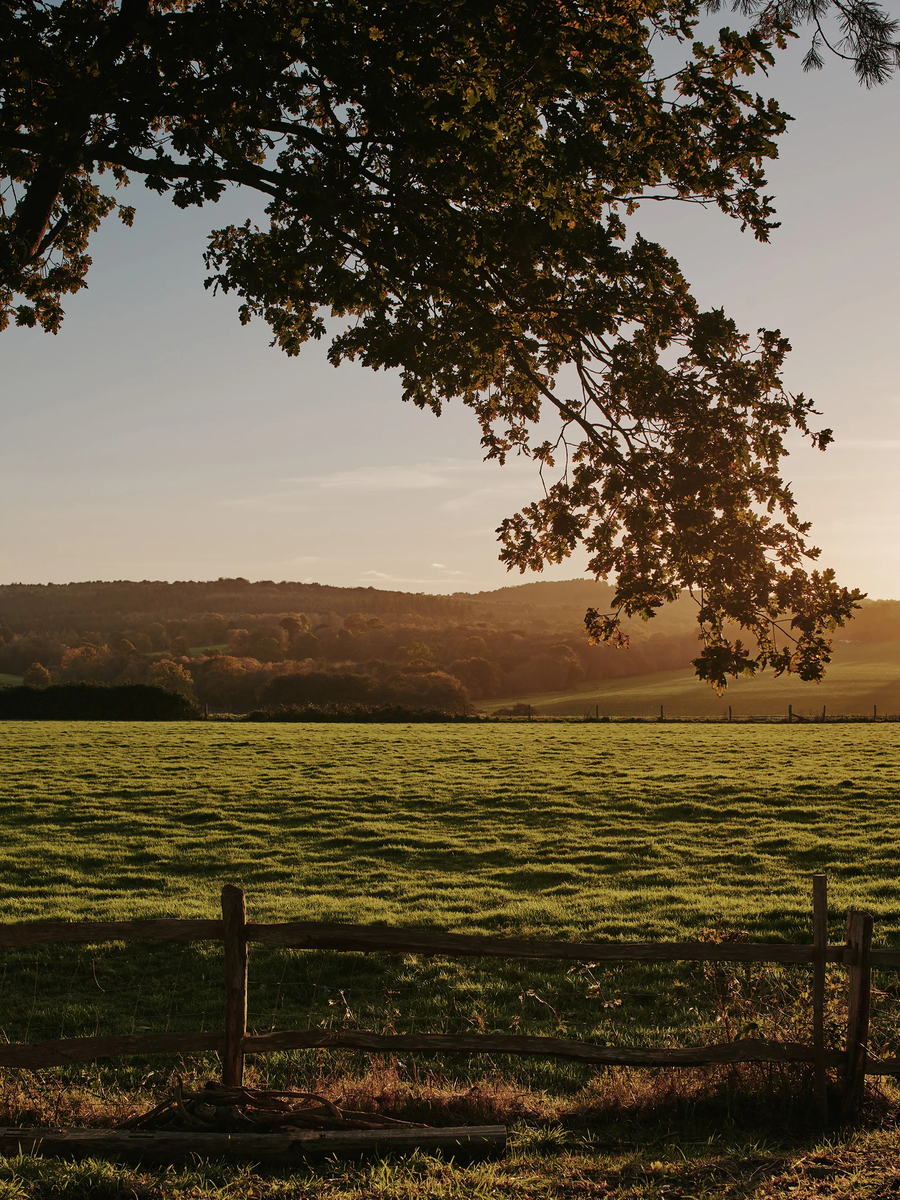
[
  {"x1": 448, "y1": 656, "x2": 502, "y2": 701},
  {"x1": 280, "y1": 614, "x2": 309, "y2": 643},
  {"x1": 59, "y1": 643, "x2": 107, "y2": 682},
  {"x1": 342, "y1": 612, "x2": 370, "y2": 636},
  {"x1": 199, "y1": 612, "x2": 229, "y2": 644},
  {"x1": 146, "y1": 621, "x2": 168, "y2": 650},
  {"x1": 4, "y1": 0, "x2": 895, "y2": 687},
  {"x1": 286, "y1": 630, "x2": 321, "y2": 660},
  {"x1": 247, "y1": 632, "x2": 284, "y2": 662},
  {"x1": 193, "y1": 654, "x2": 250, "y2": 710},
  {"x1": 147, "y1": 658, "x2": 196, "y2": 701},
  {"x1": 22, "y1": 661, "x2": 51, "y2": 688}
]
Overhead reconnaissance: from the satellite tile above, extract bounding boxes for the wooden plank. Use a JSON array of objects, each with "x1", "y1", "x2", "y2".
[
  {"x1": 246, "y1": 922, "x2": 849, "y2": 965},
  {"x1": 869, "y1": 948, "x2": 900, "y2": 966},
  {"x1": 864, "y1": 1059, "x2": 900, "y2": 1075},
  {"x1": 221, "y1": 885, "x2": 248, "y2": 1087},
  {"x1": 841, "y1": 909, "x2": 874, "y2": 1120},
  {"x1": 0, "y1": 914, "x2": 857, "y2": 966},
  {"x1": 0, "y1": 1125, "x2": 507, "y2": 1163},
  {"x1": 812, "y1": 874, "x2": 828, "y2": 1125},
  {"x1": 0, "y1": 1033, "x2": 221, "y2": 1068},
  {"x1": 0, "y1": 920, "x2": 223, "y2": 947},
  {"x1": 241, "y1": 1029, "x2": 847, "y2": 1067}
]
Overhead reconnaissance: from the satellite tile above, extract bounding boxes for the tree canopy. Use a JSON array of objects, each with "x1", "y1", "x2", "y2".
[{"x1": 3, "y1": 0, "x2": 896, "y2": 688}]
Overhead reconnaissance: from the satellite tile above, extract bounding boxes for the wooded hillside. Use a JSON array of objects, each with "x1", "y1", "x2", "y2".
[{"x1": 0, "y1": 579, "x2": 893, "y2": 713}]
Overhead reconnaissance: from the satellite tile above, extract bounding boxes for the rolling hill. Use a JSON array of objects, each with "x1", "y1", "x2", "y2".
[{"x1": 484, "y1": 639, "x2": 900, "y2": 719}]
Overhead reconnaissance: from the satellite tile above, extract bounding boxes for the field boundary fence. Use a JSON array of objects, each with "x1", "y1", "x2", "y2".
[{"x1": 0, "y1": 877, "x2": 895, "y2": 1121}]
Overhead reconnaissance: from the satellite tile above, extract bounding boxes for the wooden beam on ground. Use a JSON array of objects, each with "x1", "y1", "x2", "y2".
[
  {"x1": 242, "y1": 1030, "x2": 847, "y2": 1068},
  {"x1": 246, "y1": 922, "x2": 850, "y2": 965},
  {"x1": 0, "y1": 1125, "x2": 507, "y2": 1164}
]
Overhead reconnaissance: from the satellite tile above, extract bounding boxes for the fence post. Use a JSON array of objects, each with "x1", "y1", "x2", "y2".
[
  {"x1": 221, "y1": 885, "x2": 248, "y2": 1087},
  {"x1": 841, "y1": 909, "x2": 874, "y2": 1120},
  {"x1": 812, "y1": 874, "x2": 828, "y2": 1124}
]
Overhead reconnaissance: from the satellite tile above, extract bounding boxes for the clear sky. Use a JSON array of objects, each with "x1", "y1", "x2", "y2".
[{"x1": 2, "y1": 34, "x2": 897, "y2": 597}]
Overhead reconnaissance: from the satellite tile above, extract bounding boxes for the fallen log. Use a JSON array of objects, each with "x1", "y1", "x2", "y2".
[{"x1": 0, "y1": 1124, "x2": 507, "y2": 1164}]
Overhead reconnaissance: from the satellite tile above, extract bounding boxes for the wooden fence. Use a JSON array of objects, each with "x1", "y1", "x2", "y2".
[{"x1": 0, "y1": 875, "x2": 896, "y2": 1121}]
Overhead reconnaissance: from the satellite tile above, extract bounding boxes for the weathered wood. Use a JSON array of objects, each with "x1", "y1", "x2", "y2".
[
  {"x1": 0, "y1": 920, "x2": 223, "y2": 947},
  {"x1": 246, "y1": 921, "x2": 849, "y2": 964},
  {"x1": 0, "y1": 914, "x2": 855, "y2": 966},
  {"x1": 864, "y1": 1059, "x2": 900, "y2": 1075},
  {"x1": 0, "y1": 1032, "x2": 221, "y2": 1068},
  {"x1": 221, "y1": 885, "x2": 248, "y2": 1088},
  {"x1": 842, "y1": 909, "x2": 874, "y2": 1120},
  {"x1": 0, "y1": 1124, "x2": 507, "y2": 1163},
  {"x1": 0, "y1": 1027, "x2": 848, "y2": 1071},
  {"x1": 812, "y1": 874, "x2": 828, "y2": 1125},
  {"x1": 869, "y1": 948, "x2": 900, "y2": 966},
  {"x1": 241, "y1": 1029, "x2": 847, "y2": 1068}
]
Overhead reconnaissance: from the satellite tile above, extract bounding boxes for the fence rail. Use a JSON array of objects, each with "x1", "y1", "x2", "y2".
[
  {"x1": 0, "y1": 876, "x2": 889, "y2": 1120},
  {"x1": 0, "y1": 918, "x2": 856, "y2": 964},
  {"x1": 0, "y1": 920, "x2": 223, "y2": 947}
]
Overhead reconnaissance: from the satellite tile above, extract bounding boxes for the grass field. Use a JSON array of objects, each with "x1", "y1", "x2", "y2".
[
  {"x1": 2, "y1": 721, "x2": 900, "y2": 1197},
  {"x1": 4, "y1": 720, "x2": 900, "y2": 933},
  {"x1": 0, "y1": 674, "x2": 22, "y2": 689},
  {"x1": 485, "y1": 641, "x2": 900, "y2": 719}
]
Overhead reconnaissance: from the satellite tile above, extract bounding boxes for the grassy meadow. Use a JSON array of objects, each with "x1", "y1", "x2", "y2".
[
  {"x1": 2, "y1": 720, "x2": 900, "y2": 1197},
  {"x1": 3, "y1": 720, "x2": 900, "y2": 934}
]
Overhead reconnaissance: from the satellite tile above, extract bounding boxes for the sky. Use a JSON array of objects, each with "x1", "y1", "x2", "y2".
[{"x1": 2, "y1": 31, "x2": 898, "y2": 598}]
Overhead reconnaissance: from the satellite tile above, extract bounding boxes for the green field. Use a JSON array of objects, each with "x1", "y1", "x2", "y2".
[
  {"x1": 0, "y1": 674, "x2": 22, "y2": 688},
  {"x1": 3, "y1": 720, "x2": 900, "y2": 934},
  {"x1": 3, "y1": 720, "x2": 900, "y2": 1044},
  {"x1": 486, "y1": 641, "x2": 900, "y2": 719},
  {"x1": 2, "y1": 721, "x2": 900, "y2": 1195}
]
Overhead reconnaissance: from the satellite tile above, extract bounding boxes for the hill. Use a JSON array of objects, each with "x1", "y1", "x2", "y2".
[
  {"x1": 1, "y1": 577, "x2": 898, "y2": 715},
  {"x1": 485, "y1": 640, "x2": 900, "y2": 719}
]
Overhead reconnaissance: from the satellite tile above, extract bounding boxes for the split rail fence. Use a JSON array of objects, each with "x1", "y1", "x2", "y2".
[{"x1": 0, "y1": 876, "x2": 896, "y2": 1120}]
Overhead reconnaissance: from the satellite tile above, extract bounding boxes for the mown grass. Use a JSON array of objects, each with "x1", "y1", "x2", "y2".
[
  {"x1": 2, "y1": 721, "x2": 900, "y2": 1195},
  {"x1": 4, "y1": 721, "x2": 900, "y2": 933}
]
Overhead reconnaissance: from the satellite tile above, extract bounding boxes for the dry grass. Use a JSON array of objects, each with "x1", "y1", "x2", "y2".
[{"x1": 0, "y1": 1068, "x2": 899, "y2": 1198}]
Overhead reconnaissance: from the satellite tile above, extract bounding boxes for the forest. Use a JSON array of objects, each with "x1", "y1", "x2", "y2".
[{"x1": 1, "y1": 578, "x2": 897, "y2": 714}]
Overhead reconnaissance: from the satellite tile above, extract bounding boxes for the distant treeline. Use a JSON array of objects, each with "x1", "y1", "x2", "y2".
[
  {"x1": 0, "y1": 578, "x2": 480, "y2": 630},
  {"x1": 0, "y1": 578, "x2": 699, "y2": 713},
  {"x1": 244, "y1": 704, "x2": 479, "y2": 723},
  {"x1": 0, "y1": 578, "x2": 893, "y2": 714}
]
